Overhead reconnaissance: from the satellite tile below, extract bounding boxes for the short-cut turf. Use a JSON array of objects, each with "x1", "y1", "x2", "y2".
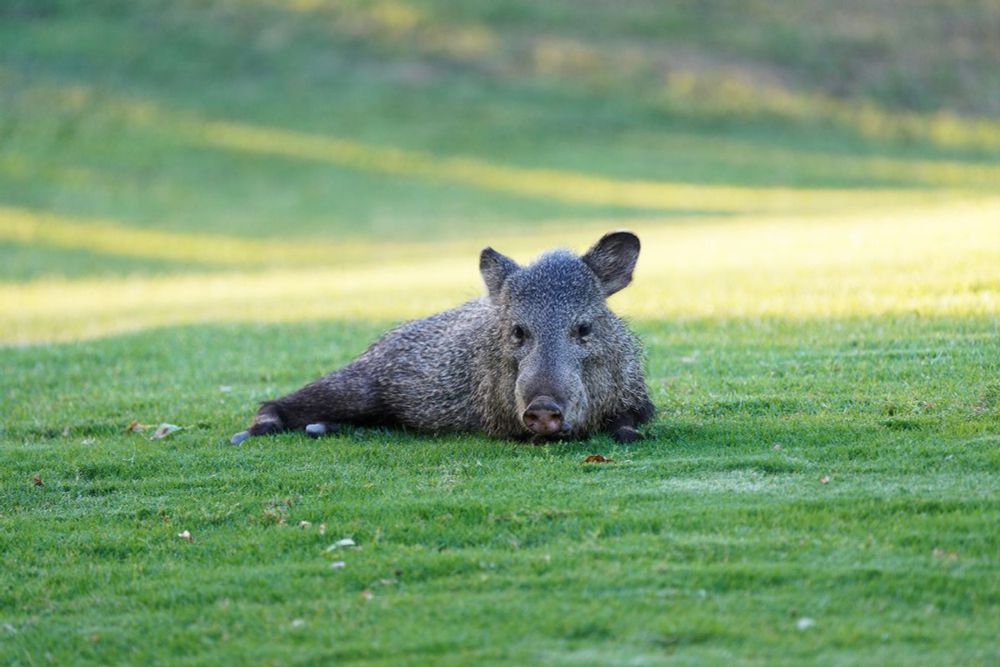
[
  {"x1": 3, "y1": 315, "x2": 998, "y2": 665},
  {"x1": 1, "y1": 1, "x2": 999, "y2": 664}
]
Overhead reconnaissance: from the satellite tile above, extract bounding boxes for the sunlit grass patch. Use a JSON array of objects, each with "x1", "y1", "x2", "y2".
[
  {"x1": 604, "y1": 133, "x2": 1000, "y2": 190},
  {"x1": 661, "y1": 70, "x2": 1000, "y2": 151},
  {"x1": 189, "y1": 115, "x2": 956, "y2": 213},
  {"x1": 6, "y1": 83, "x2": 990, "y2": 219},
  {"x1": 0, "y1": 206, "x2": 483, "y2": 268},
  {"x1": 252, "y1": 0, "x2": 1000, "y2": 145},
  {"x1": 2, "y1": 198, "x2": 996, "y2": 344}
]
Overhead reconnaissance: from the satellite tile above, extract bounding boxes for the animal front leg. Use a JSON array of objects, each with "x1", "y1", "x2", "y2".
[
  {"x1": 607, "y1": 398, "x2": 655, "y2": 444},
  {"x1": 608, "y1": 413, "x2": 641, "y2": 443}
]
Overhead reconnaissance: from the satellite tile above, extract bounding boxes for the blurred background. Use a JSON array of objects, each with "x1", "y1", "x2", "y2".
[{"x1": 1, "y1": 0, "x2": 997, "y2": 343}]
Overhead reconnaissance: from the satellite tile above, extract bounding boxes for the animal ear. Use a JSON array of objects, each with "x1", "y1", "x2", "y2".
[
  {"x1": 582, "y1": 231, "x2": 641, "y2": 296},
  {"x1": 480, "y1": 247, "x2": 519, "y2": 300}
]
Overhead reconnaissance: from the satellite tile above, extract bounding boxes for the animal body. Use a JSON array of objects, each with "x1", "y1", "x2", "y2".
[{"x1": 230, "y1": 231, "x2": 654, "y2": 445}]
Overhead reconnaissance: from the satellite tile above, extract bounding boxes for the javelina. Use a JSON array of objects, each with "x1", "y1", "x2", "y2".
[{"x1": 230, "y1": 231, "x2": 654, "y2": 445}]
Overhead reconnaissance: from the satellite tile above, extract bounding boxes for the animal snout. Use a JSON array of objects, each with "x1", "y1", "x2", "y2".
[{"x1": 522, "y1": 396, "x2": 565, "y2": 436}]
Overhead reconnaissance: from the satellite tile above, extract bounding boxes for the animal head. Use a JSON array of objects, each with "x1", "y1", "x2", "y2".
[{"x1": 479, "y1": 231, "x2": 641, "y2": 438}]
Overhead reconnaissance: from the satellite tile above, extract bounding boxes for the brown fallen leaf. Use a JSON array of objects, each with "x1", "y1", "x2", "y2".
[
  {"x1": 932, "y1": 547, "x2": 959, "y2": 561},
  {"x1": 125, "y1": 420, "x2": 149, "y2": 433},
  {"x1": 151, "y1": 423, "x2": 181, "y2": 439},
  {"x1": 31, "y1": 475, "x2": 43, "y2": 487},
  {"x1": 583, "y1": 454, "x2": 612, "y2": 463}
]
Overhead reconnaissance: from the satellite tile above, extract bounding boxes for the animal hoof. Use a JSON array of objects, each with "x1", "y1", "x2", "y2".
[
  {"x1": 305, "y1": 422, "x2": 339, "y2": 438},
  {"x1": 230, "y1": 430, "x2": 250, "y2": 445},
  {"x1": 613, "y1": 426, "x2": 640, "y2": 444}
]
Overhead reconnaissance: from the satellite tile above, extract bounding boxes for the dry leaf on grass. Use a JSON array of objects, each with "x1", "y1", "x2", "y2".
[
  {"x1": 31, "y1": 475, "x2": 43, "y2": 487},
  {"x1": 125, "y1": 420, "x2": 149, "y2": 433},
  {"x1": 583, "y1": 454, "x2": 612, "y2": 463},
  {"x1": 932, "y1": 547, "x2": 959, "y2": 561},
  {"x1": 325, "y1": 538, "x2": 357, "y2": 551},
  {"x1": 151, "y1": 423, "x2": 181, "y2": 439}
]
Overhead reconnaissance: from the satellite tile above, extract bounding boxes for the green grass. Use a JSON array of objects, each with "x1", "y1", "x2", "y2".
[
  {"x1": 2, "y1": 1, "x2": 999, "y2": 664},
  {"x1": 3, "y1": 318, "x2": 999, "y2": 665}
]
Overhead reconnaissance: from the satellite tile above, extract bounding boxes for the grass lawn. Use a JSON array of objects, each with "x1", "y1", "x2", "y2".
[{"x1": 2, "y1": 1, "x2": 999, "y2": 664}]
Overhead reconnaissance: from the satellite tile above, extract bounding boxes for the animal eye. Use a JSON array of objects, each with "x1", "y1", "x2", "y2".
[
  {"x1": 512, "y1": 325, "x2": 527, "y2": 343},
  {"x1": 575, "y1": 322, "x2": 592, "y2": 338}
]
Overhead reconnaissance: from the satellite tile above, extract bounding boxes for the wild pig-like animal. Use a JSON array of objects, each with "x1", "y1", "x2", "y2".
[{"x1": 231, "y1": 231, "x2": 654, "y2": 445}]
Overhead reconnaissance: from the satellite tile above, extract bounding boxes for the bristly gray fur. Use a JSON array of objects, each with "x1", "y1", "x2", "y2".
[{"x1": 235, "y1": 231, "x2": 654, "y2": 444}]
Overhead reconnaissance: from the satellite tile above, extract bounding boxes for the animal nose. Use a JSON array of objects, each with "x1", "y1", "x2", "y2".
[{"x1": 522, "y1": 396, "x2": 564, "y2": 436}]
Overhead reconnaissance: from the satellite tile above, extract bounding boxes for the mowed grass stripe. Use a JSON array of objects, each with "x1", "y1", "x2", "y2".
[
  {"x1": 8, "y1": 83, "x2": 984, "y2": 215},
  {"x1": 2, "y1": 197, "x2": 997, "y2": 344}
]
